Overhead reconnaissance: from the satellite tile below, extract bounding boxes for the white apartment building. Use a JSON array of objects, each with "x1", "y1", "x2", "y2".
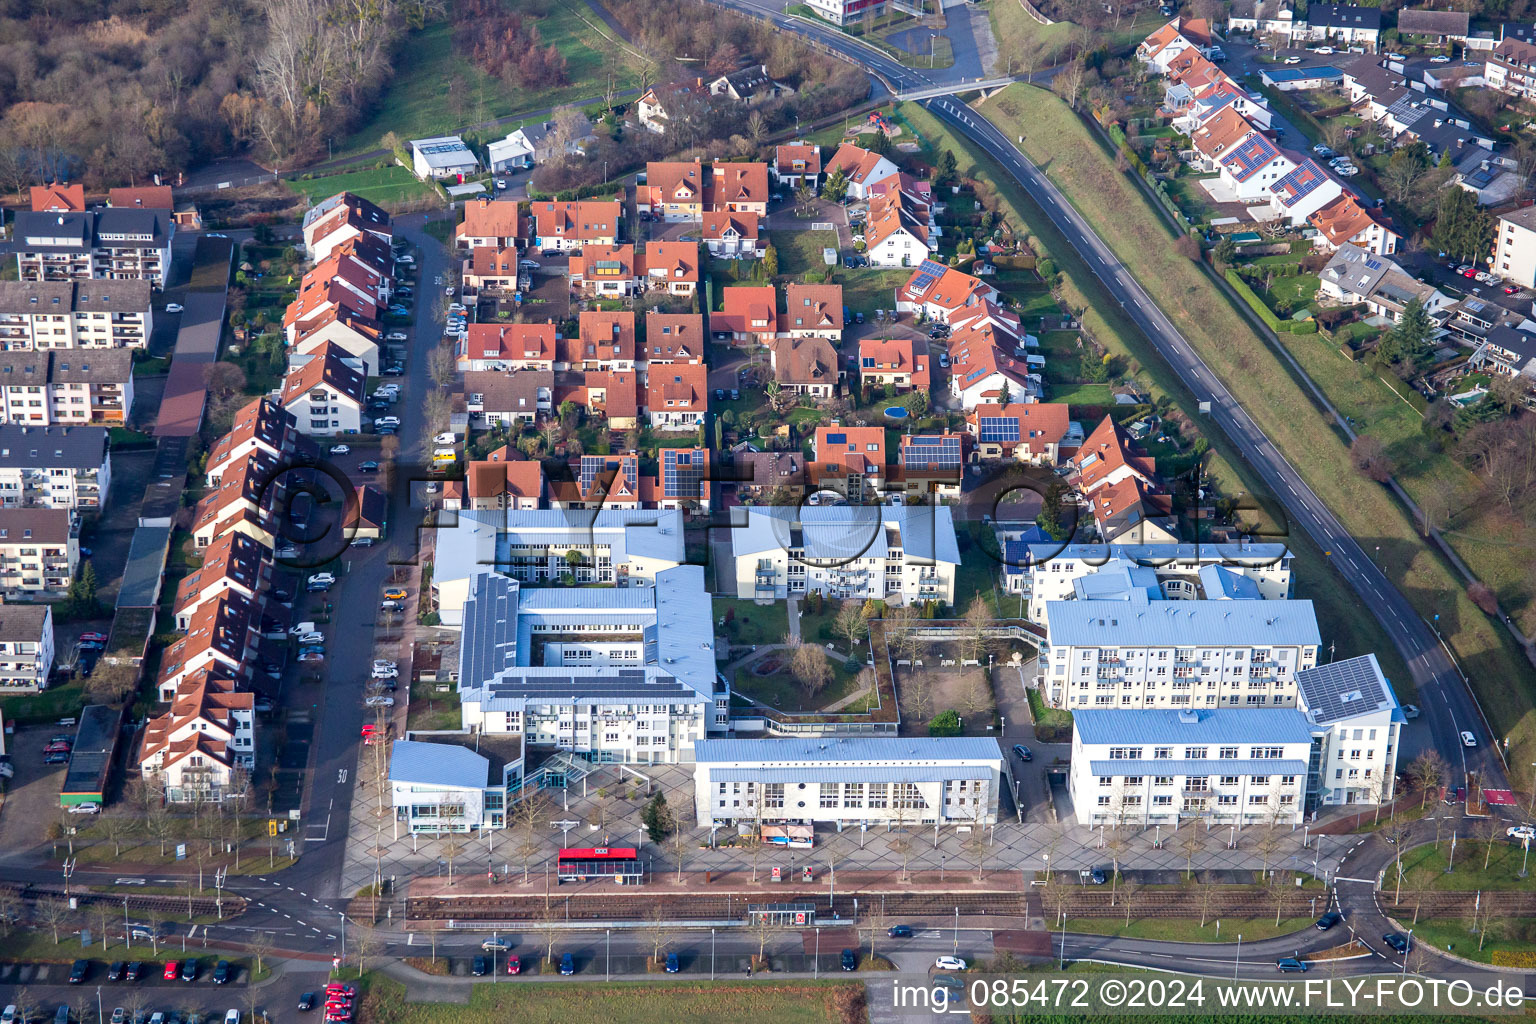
[
  {"x1": 691, "y1": 738, "x2": 1007, "y2": 829},
  {"x1": 279, "y1": 346, "x2": 365, "y2": 436},
  {"x1": 12, "y1": 208, "x2": 173, "y2": 289},
  {"x1": 1042, "y1": 597, "x2": 1320, "y2": 710},
  {"x1": 729, "y1": 506, "x2": 960, "y2": 606},
  {"x1": 0, "y1": 425, "x2": 111, "y2": 510},
  {"x1": 456, "y1": 566, "x2": 728, "y2": 762},
  {"x1": 0, "y1": 508, "x2": 77, "y2": 598},
  {"x1": 0, "y1": 281, "x2": 153, "y2": 350},
  {"x1": 389, "y1": 739, "x2": 522, "y2": 833},
  {"x1": 431, "y1": 509, "x2": 688, "y2": 624},
  {"x1": 1493, "y1": 205, "x2": 1536, "y2": 288},
  {"x1": 0, "y1": 603, "x2": 55, "y2": 692},
  {"x1": 1070, "y1": 708, "x2": 1311, "y2": 826},
  {"x1": 1015, "y1": 542, "x2": 1294, "y2": 621},
  {"x1": 1295, "y1": 654, "x2": 1402, "y2": 808},
  {"x1": 0, "y1": 350, "x2": 135, "y2": 425}
]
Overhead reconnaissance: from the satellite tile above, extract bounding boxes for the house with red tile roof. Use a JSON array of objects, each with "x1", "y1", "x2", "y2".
[
  {"x1": 280, "y1": 343, "x2": 365, "y2": 435},
  {"x1": 823, "y1": 143, "x2": 899, "y2": 200},
  {"x1": 140, "y1": 669, "x2": 255, "y2": 800},
  {"x1": 812, "y1": 424, "x2": 886, "y2": 499},
  {"x1": 895, "y1": 261, "x2": 999, "y2": 323},
  {"x1": 641, "y1": 241, "x2": 699, "y2": 296},
  {"x1": 949, "y1": 331, "x2": 1036, "y2": 409},
  {"x1": 463, "y1": 246, "x2": 522, "y2": 293},
  {"x1": 549, "y1": 452, "x2": 645, "y2": 509},
  {"x1": 1138, "y1": 18, "x2": 1212, "y2": 74},
  {"x1": 714, "y1": 285, "x2": 780, "y2": 343},
  {"x1": 864, "y1": 174, "x2": 935, "y2": 267},
  {"x1": 191, "y1": 450, "x2": 282, "y2": 548},
  {"x1": 965, "y1": 402, "x2": 1071, "y2": 465},
  {"x1": 652, "y1": 446, "x2": 711, "y2": 510},
  {"x1": 30, "y1": 183, "x2": 86, "y2": 212},
  {"x1": 529, "y1": 200, "x2": 622, "y2": 251},
  {"x1": 1308, "y1": 193, "x2": 1399, "y2": 254},
  {"x1": 707, "y1": 162, "x2": 771, "y2": 215},
  {"x1": 172, "y1": 531, "x2": 271, "y2": 631},
  {"x1": 291, "y1": 306, "x2": 382, "y2": 379},
  {"x1": 858, "y1": 336, "x2": 929, "y2": 393},
  {"x1": 206, "y1": 398, "x2": 298, "y2": 485},
  {"x1": 568, "y1": 311, "x2": 634, "y2": 371},
  {"x1": 458, "y1": 322, "x2": 559, "y2": 371},
  {"x1": 570, "y1": 244, "x2": 641, "y2": 297},
  {"x1": 646, "y1": 361, "x2": 708, "y2": 430},
  {"x1": 457, "y1": 459, "x2": 546, "y2": 510},
  {"x1": 455, "y1": 197, "x2": 525, "y2": 251},
  {"x1": 1070, "y1": 414, "x2": 1178, "y2": 543},
  {"x1": 155, "y1": 592, "x2": 260, "y2": 699},
  {"x1": 108, "y1": 185, "x2": 174, "y2": 210},
  {"x1": 701, "y1": 210, "x2": 761, "y2": 258},
  {"x1": 782, "y1": 283, "x2": 844, "y2": 338},
  {"x1": 584, "y1": 369, "x2": 644, "y2": 430},
  {"x1": 640, "y1": 160, "x2": 708, "y2": 221},
  {"x1": 644, "y1": 313, "x2": 706, "y2": 364},
  {"x1": 773, "y1": 143, "x2": 822, "y2": 189}
]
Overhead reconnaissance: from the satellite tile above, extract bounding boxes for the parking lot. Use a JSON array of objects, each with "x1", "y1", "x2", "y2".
[
  {"x1": 0, "y1": 725, "x2": 79, "y2": 862},
  {"x1": 0, "y1": 955, "x2": 259, "y2": 1024}
]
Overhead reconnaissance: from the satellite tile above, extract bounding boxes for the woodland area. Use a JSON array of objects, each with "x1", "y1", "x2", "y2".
[{"x1": 0, "y1": 0, "x2": 440, "y2": 194}]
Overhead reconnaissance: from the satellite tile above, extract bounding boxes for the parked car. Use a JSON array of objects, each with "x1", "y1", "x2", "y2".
[
  {"x1": 1506, "y1": 825, "x2": 1536, "y2": 841},
  {"x1": 665, "y1": 952, "x2": 680, "y2": 973},
  {"x1": 383, "y1": 588, "x2": 408, "y2": 601},
  {"x1": 840, "y1": 949, "x2": 857, "y2": 971},
  {"x1": 358, "y1": 461, "x2": 379, "y2": 473},
  {"x1": 69, "y1": 960, "x2": 89, "y2": 984},
  {"x1": 560, "y1": 953, "x2": 575, "y2": 975},
  {"x1": 934, "y1": 956, "x2": 966, "y2": 971},
  {"x1": 1012, "y1": 744, "x2": 1032, "y2": 762},
  {"x1": 395, "y1": 254, "x2": 415, "y2": 265},
  {"x1": 1284, "y1": 55, "x2": 1302, "y2": 64},
  {"x1": 68, "y1": 803, "x2": 100, "y2": 814},
  {"x1": 329, "y1": 444, "x2": 350, "y2": 455},
  {"x1": 471, "y1": 956, "x2": 488, "y2": 977},
  {"x1": 163, "y1": 962, "x2": 179, "y2": 981},
  {"x1": 1430, "y1": 53, "x2": 1450, "y2": 63},
  {"x1": 107, "y1": 962, "x2": 125, "y2": 981},
  {"x1": 180, "y1": 960, "x2": 197, "y2": 982},
  {"x1": 506, "y1": 955, "x2": 520, "y2": 975},
  {"x1": 298, "y1": 632, "x2": 325, "y2": 645},
  {"x1": 364, "y1": 696, "x2": 394, "y2": 708},
  {"x1": 165, "y1": 303, "x2": 184, "y2": 314},
  {"x1": 213, "y1": 960, "x2": 231, "y2": 984},
  {"x1": 125, "y1": 962, "x2": 144, "y2": 981},
  {"x1": 381, "y1": 365, "x2": 405, "y2": 376}
]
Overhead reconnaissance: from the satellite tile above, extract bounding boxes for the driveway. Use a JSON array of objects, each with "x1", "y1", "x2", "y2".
[{"x1": 0, "y1": 725, "x2": 74, "y2": 865}]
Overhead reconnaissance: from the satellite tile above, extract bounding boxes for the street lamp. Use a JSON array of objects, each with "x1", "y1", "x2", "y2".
[
  {"x1": 711, "y1": 928, "x2": 717, "y2": 981},
  {"x1": 953, "y1": 906, "x2": 959, "y2": 954},
  {"x1": 606, "y1": 929, "x2": 611, "y2": 981},
  {"x1": 1234, "y1": 934, "x2": 1242, "y2": 980},
  {"x1": 340, "y1": 912, "x2": 347, "y2": 961}
]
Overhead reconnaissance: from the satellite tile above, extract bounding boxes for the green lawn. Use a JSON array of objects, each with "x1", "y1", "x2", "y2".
[
  {"x1": 773, "y1": 229, "x2": 841, "y2": 278},
  {"x1": 733, "y1": 657, "x2": 864, "y2": 712},
  {"x1": 1409, "y1": 918, "x2": 1536, "y2": 966},
  {"x1": 1061, "y1": 917, "x2": 1316, "y2": 943},
  {"x1": 717, "y1": 598, "x2": 789, "y2": 647},
  {"x1": 1051, "y1": 382, "x2": 1114, "y2": 406},
  {"x1": 1396, "y1": 837, "x2": 1536, "y2": 891},
  {"x1": 359, "y1": 974, "x2": 864, "y2": 1024},
  {"x1": 0, "y1": 677, "x2": 86, "y2": 725},
  {"x1": 1257, "y1": 272, "x2": 1320, "y2": 318},
  {"x1": 975, "y1": 85, "x2": 1527, "y2": 754},
  {"x1": 979, "y1": 0, "x2": 1161, "y2": 73},
  {"x1": 337, "y1": 10, "x2": 637, "y2": 159},
  {"x1": 284, "y1": 164, "x2": 439, "y2": 207}
]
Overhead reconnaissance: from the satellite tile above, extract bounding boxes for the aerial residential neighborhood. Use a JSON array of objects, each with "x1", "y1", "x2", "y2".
[{"x1": 0, "y1": 0, "x2": 1533, "y2": 1020}]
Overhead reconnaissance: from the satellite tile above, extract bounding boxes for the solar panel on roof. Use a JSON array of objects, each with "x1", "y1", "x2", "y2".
[
  {"x1": 1364, "y1": 258, "x2": 1383, "y2": 271},
  {"x1": 977, "y1": 416, "x2": 1021, "y2": 443},
  {"x1": 909, "y1": 259, "x2": 946, "y2": 294},
  {"x1": 826, "y1": 432, "x2": 846, "y2": 445},
  {"x1": 662, "y1": 448, "x2": 703, "y2": 499},
  {"x1": 904, "y1": 436, "x2": 961, "y2": 470}
]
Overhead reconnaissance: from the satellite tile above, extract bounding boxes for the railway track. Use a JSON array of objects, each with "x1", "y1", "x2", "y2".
[{"x1": 0, "y1": 881, "x2": 243, "y2": 918}]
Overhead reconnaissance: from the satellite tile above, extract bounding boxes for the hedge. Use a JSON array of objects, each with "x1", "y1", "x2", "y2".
[{"x1": 1225, "y1": 268, "x2": 1319, "y2": 334}]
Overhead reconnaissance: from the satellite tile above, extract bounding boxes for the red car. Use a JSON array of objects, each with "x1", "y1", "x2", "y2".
[
  {"x1": 325, "y1": 985, "x2": 356, "y2": 997},
  {"x1": 79, "y1": 632, "x2": 108, "y2": 643},
  {"x1": 1462, "y1": 266, "x2": 1477, "y2": 278},
  {"x1": 163, "y1": 961, "x2": 179, "y2": 980},
  {"x1": 506, "y1": 955, "x2": 520, "y2": 975},
  {"x1": 1505, "y1": 285, "x2": 1520, "y2": 295}
]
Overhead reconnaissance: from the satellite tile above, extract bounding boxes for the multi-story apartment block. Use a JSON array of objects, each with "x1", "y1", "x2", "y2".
[
  {"x1": 1015, "y1": 541, "x2": 1294, "y2": 618},
  {"x1": 730, "y1": 505, "x2": 960, "y2": 605},
  {"x1": 1493, "y1": 205, "x2": 1536, "y2": 288},
  {"x1": 301, "y1": 192, "x2": 392, "y2": 263},
  {"x1": 140, "y1": 670, "x2": 255, "y2": 801},
  {"x1": 692, "y1": 738, "x2": 1006, "y2": 829},
  {"x1": 0, "y1": 350, "x2": 134, "y2": 425},
  {"x1": 0, "y1": 425, "x2": 110, "y2": 510},
  {"x1": 432, "y1": 508, "x2": 687, "y2": 621},
  {"x1": 1042, "y1": 597, "x2": 1320, "y2": 709},
  {"x1": 0, "y1": 281, "x2": 152, "y2": 350},
  {"x1": 280, "y1": 345, "x2": 365, "y2": 435},
  {"x1": 0, "y1": 508, "x2": 78, "y2": 597},
  {"x1": 12, "y1": 207, "x2": 173, "y2": 288},
  {"x1": 1295, "y1": 653, "x2": 1402, "y2": 808},
  {"x1": 456, "y1": 566, "x2": 727, "y2": 760},
  {"x1": 1069, "y1": 707, "x2": 1310, "y2": 826},
  {"x1": 0, "y1": 603, "x2": 55, "y2": 692}
]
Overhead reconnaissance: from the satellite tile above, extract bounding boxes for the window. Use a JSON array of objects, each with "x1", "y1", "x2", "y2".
[
  {"x1": 1154, "y1": 746, "x2": 1172, "y2": 759},
  {"x1": 1219, "y1": 746, "x2": 1239, "y2": 759}
]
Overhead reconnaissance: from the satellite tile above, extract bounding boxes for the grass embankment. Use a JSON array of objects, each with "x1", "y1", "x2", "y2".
[
  {"x1": 1062, "y1": 917, "x2": 1316, "y2": 943},
  {"x1": 980, "y1": 0, "x2": 1162, "y2": 74},
  {"x1": 976, "y1": 84, "x2": 1533, "y2": 738},
  {"x1": 896, "y1": 100, "x2": 1416, "y2": 696},
  {"x1": 1410, "y1": 919, "x2": 1536, "y2": 966},
  {"x1": 284, "y1": 165, "x2": 440, "y2": 207},
  {"x1": 1396, "y1": 838, "x2": 1536, "y2": 891},
  {"x1": 337, "y1": 8, "x2": 637, "y2": 160},
  {"x1": 359, "y1": 973, "x2": 865, "y2": 1024}
]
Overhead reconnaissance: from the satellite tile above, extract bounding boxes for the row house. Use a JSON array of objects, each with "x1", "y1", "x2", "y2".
[
  {"x1": 0, "y1": 280, "x2": 152, "y2": 350},
  {"x1": 0, "y1": 349, "x2": 134, "y2": 425},
  {"x1": 639, "y1": 160, "x2": 771, "y2": 221},
  {"x1": 529, "y1": 200, "x2": 622, "y2": 252},
  {"x1": 707, "y1": 162, "x2": 771, "y2": 216},
  {"x1": 656, "y1": 446, "x2": 711, "y2": 510},
  {"x1": 1486, "y1": 38, "x2": 1536, "y2": 99},
  {"x1": 172, "y1": 531, "x2": 271, "y2": 631},
  {"x1": 574, "y1": 311, "x2": 637, "y2": 370},
  {"x1": 1137, "y1": 17, "x2": 1212, "y2": 75},
  {"x1": 549, "y1": 452, "x2": 645, "y2": 510},
  {"x1": 156, "y1": 591, "x2": 261, "y2": 699},
  {"x1": 463, "y1": 369, "x2": 554, "y2": 428},
  {"x1": 191, "y1": 450, "x2": 282, "y2": 549},
  {"x1": 279, "y1": 344, "x2": 366, "y2": 435},
  {"x1": 141, "y1": 670, "x2": 256, "y2": 801},
  {"x1": 897, "y1": 433, "x2": 965, "y2": 501},
  {"x1": 569, "y1": 242, "x2": 700, "y2": 298},
  {"x1": 0, "y1": 425, "x2": 110, "y2": 510},
  {"x1": 462, "y1": 247, "x2": 522, "y2": 294},
  {"x1": 966, "y1": 402, "x2": 1072, "y2": 465},
  {"x1": 645, "y1": 362, "x2": 709, "y2": 431},
  {"x1": 645, "y1": 312, "x2": 706, "y2": 364},
  {"x1": 13, "y1": 207, "x2": 173, "y2": 289},
  {"x1": 0, "y1": 602, "x2": 55, "y2": 691},
  {"x1": 457, "y1": 322, "x2": 559, "y2": 372},
  {"x1": 811, "y1": 424, "x2": 886, "y2": 502},
  {"x1": 1318, "y1": 244, "x2": 1451, "y2": 321},
  {"x1": 0, "y1": 508, "x2": 77, "y2": 598},
  {"x1": 446, "y1": 456, "x2": 547, "y2": 510},
  {"x1": 950, "y1": 327, "x2": 1037, "y2": 410},
  {"x1": 301, "y1": 192, "x2": 392, "y2": 263},
  {"x1": 1070, "y1": 415, "x2": 1178, "y2": 545},
  {"x1": 585, "y1": 370, "x2": 644, "y2": 430},
  {"x1": 206, "y1": 398, "x2": 301, "y2": 486},
  {"x1": 290, "y1": 305, "x2": 383, "y2": 379},
  {"x1": 1265, "y1": 159, "x2": 1344, "y2": 227},
  {"x1": 455, "y1": 197, "x2": 524, "y2": 252}
]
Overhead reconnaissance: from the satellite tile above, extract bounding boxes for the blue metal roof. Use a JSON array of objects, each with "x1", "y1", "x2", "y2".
[
  {"x1": 1198, "y1": 564, "x2": 1262, "y2": 599},
  {"x1": 1023, "y1": 541, "x2": 1290, "y2": 566},
  {"x1": 694, "y1": 737, "x2": 1004, "y2": 764},
  {"x1": 1073, "y1": 708, "x2": 1315, "y2": 746},
  {"x1": 389, "y1": 740, "x2": 492, "y2": 789},
  {"x1": 1045, "y1": 598, "x2": 1319, "y2": 647}
]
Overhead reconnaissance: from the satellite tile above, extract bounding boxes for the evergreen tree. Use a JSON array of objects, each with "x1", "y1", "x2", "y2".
[
  {"x1": 1213, "y1": 235, "x2": 1237, "y2": 266},
  {"x1": 762, "y1": 243, "x2": 779, "y2": 277},
  {"x1": 1037, "y1": 480, "x2": 1068, "y2": 540},
  {"x1": 868, "y1": 128, "x2": 892, "y2": 155},
  {"x1": 641, "y1": 792, "x2": 671, "y2": 843},
  {"x1": 1377, "y1": 297, "x2": 1432, "y2": 377},
  {"x1": 934, "y1": 149, "x2": 958, "y2": 186},
  {"x1": 1431, "y1": 187, "x2": 1492, "y2": 262},
  {"x1": 821, "y1": 166, "x2": 848, "y2": 203}
]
